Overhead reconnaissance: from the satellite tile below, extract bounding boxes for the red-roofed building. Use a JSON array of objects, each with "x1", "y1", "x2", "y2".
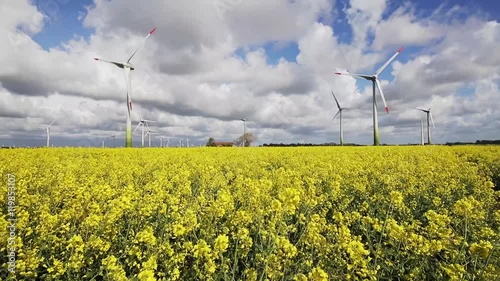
[{"x1": 213, "y1": 141, "x2": 235, "y2": 147}]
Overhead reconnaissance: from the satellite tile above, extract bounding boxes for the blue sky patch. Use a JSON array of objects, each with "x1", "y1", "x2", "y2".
[{"x1": 32, "y1": 0, "x2": 94, "y2": 50}]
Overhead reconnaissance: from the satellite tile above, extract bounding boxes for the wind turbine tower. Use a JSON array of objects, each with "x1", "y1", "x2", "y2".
[
  {"x1": 240, "y1": 118, "x2": 247, "y2": 147},
  {"x1": 331, "y1": 91, "x2": 349, "y2": 146},
  {"x1": 420, "y1": 120, "x2": 425, "y2": 145},
  {"x1": 415, "y1": 108, "x2": 435, "y2": 145},
  {"x1": 45, "y1": 120, "x2": 55, "y2": 147}
]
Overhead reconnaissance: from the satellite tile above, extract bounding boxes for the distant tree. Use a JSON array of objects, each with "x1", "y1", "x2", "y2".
[
  {"x1": 206, "y1": 137, "x2": 216, "y2": 147},
  {"x1": 235, "y1": 132, "x2": 256, "y2": 147}
]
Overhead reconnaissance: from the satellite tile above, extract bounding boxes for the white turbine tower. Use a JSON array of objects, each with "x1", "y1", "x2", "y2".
[
  {"x1": 134, "y1": 118, "x2": 155, "y2": 147},
  {"x1": 335, "y1": 47, "x2": 403, "y2": 146},
  {"x1": 94, "y1": 27, "x2": 157, "y2": 148},
  {"x1": 185, "y1": 137, "x2": 190, "y2": 148},
  {"x1": 44, "y1": 120, "x2": 55, "y2": 147},
  {"x1": 239, "y1": 118, "x2": 247, "y2": 147},
  {"x1": 178, "y1": 138, "x2": 183, "y2": 147},
  {"x1": 420, "y1": 120, "x2": 425, "y2": 146},
  {"x1": 144, "y1": 124, "x2": 156, "y2": 147},
  {"x1": 415, "y1": 108, "x2": 435, "y2": 145},
  {"x1": 331, "y1": 91, "x2": 349, "y2": 146},
  {"x1": 92, "y1": 134, "x2": 109, "y2": 147}
]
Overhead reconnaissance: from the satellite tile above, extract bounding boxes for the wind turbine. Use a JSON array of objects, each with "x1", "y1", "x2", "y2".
[
  {"x1": 157, "y1": 134, "x2": 168, "y2": 148},
  {"x1": 414, "y1": 108, "x2": 435, "y2": 145},
  {"x1": 178, "y1": 138, "x2": 183, "y2": 147},
  {"x1": 185, "y1": 137, "x2": 190, "y2": 148},
  {"x1": 134, "y1": 118, "x2": 156, "y2": 147},
  {"x1": 160, "y1": 135, "x2": 171, "y2": 147},
  {"x1": 239, "y1": 118, "x2": 247, "y2": 147},
  {"x1": 335, "y1": 47, "x2": 403, "y2": 146},
  {"x1": 44, "y1": 120, "x2": 55, "y2": 147},
  {"x1": 94, "y1": 27, "x2": 157, "y2": 148},
  {"x1": 331, "y1": 91, "x2": 349, "y2": 146},
  {"x1": 110, "y1": 131, "x2": 117, "y2": 147},
  {"x1": 144, "y1": 124, "x2": 156, "y2": 147},
  {"x1": 92, "y1": 134, "x2": 109, "y2": 148}
]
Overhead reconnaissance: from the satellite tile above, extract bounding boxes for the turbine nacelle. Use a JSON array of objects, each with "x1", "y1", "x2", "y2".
[{"x1": 123, "y1": 62, "x2": 135, "y2": 70}]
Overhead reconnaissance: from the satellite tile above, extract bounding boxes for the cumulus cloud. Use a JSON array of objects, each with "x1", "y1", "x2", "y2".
[{"x1": 0, "y1": 0, "x2": 498, "y2": 147}]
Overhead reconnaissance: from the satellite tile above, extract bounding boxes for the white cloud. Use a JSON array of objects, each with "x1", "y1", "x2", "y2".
[
  {"x1": 0, "y1": 0, "x2": 499, "y2": 147},
  {"x1": 373, "y1": 6, "x2": 443, "y2": 50}
]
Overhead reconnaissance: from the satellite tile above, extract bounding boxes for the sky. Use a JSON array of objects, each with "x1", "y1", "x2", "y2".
[{"x1": 0, "y1": 0, "x2": 499, "y2": 147}]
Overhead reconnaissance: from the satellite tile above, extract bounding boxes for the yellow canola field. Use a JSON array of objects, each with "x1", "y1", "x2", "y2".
[{"x1": 0, "y1": 146, "x2": 499, "y2": 281}]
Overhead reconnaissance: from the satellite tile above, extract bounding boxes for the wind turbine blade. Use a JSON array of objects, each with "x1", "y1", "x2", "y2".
[
  {"x1": 127, "y1": 27, "x2": 157, "y2": 63},
  {"x1": 332, "y1": 110, "x2": 340, "y2": 120},
  {"x1": 94, "y1": 58, "x2": 124, "y2": 68},
  {"x1": 414, "y1": 107, "x2": 427, "y2": 112},
  {"x1": 48, "y1": 119, "x2": 56, "y2": 127},
  {"x1": 375, "y1": 47, "x2": 404, "y2": 76},
  {"x1": 430, "y1": 112, "x2": 435, "y2": 128},
  {"x1": 375, "y1": 79, "x2": 389, "y2": 113},
  {"x1": 133, "y1": 122, "x2": 141, "y2": 133},
  {"x1": 331, "y1": 91, "x2": 341, "y2": 109},
  {"x1": 334, "y1": 72, "x2": 371, "y2": 80}
]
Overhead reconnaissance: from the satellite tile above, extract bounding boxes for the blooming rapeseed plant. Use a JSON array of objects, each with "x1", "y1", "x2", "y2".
[{"x1": 0, "y1": 146, "x2": 498, "y2": 280}]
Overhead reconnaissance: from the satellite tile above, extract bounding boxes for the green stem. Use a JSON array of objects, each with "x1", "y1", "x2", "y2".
[
  {"x1": 231, "y1": 239, "x2": 239, "y2": 280},
  {"x1": 477, "y1": 246, "x2": 495, "y2": 281},
  {"x1": 374, "y1": 204, "x2": 393, "y2": 268}
]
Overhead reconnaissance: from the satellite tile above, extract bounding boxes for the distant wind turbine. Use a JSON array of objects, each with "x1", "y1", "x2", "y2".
[
  {"x1": 414, "y1": 108, "x2": 435, "y2": 144},
  {"x1": 134, "y1": 118, "x2": 155, "y2": 147},
  {"x1": 331, "y1": 91, "x2": 349, "y2": 146},
  {"x1": 157, "y1": 134, "x2": 169, "y2": 148},
  {"x1": 166, "y1": 137, "x2": 171, "y2": 147},
  {"x1": 335, "y1": 47, "x2": 404, "y2": 145},
  {"x1": 239, "y1": 118, "x2": 247, "y2": 147},
  {"x1": 44, "y1": 120, "x2": 55, "y2": 147},
  {"x1": 94, "y1": 27, "x2": 157, "y2": 148},
  {"x1": 145, "y1": 124, "x2": 156, "y2": 147}
]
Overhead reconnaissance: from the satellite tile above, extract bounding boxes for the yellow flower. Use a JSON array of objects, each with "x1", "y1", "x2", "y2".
[
  {"x1": 390, "y1": 191, "x2": 404, "y2": 208},
  {"x1": 47, "y1": 258, "x2": 66, "y2": 278},
  {"x1": 469, "y1": 241, "x2": 493, "y2": 259},
  {"x1": 294, "y1": 273, "x2": 308, "y2": 281},
  {"x1": 193, "y1": 239, "x2": 211, "y2": 259},
  {"x1": 134, "y1": 226, "x2": 157, "y2": 246},
  {"x1": 138, "y1": 269, "x2": 156, "y2": 281},
  {"x1": 101, "y1": 255, "x2": 128, "y2": 281},
  {"x1": 309, "y1": 267, "x2": 328, "y2": 281},
  {"x1": 214, "y1": 234, "x2": 229, "y2": 254},
  {"x1": 172, "y1": 224, "x2": 186, "y2": 237},
  {"x1": 441, "y1": 264, "x2": 465, "y2": 281}
]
